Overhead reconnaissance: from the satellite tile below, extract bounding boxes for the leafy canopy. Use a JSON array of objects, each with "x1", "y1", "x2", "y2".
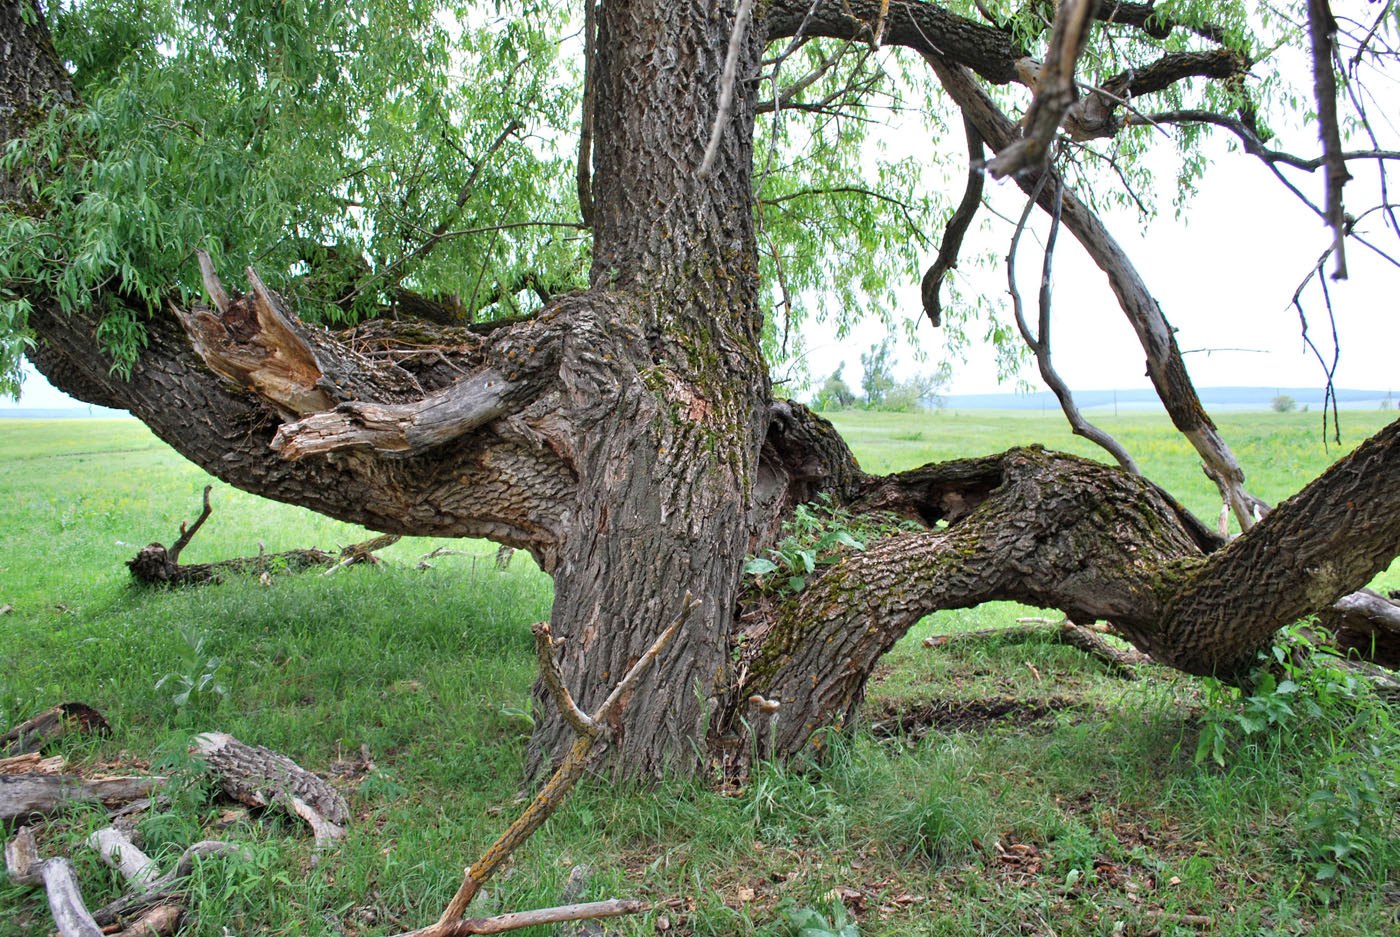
[{"x1": 0, "y1": 0, "x2": 1330, "y2": 397}]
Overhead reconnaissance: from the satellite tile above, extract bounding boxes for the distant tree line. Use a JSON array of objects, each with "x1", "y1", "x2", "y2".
[{"x1": 813, "y1": 340, "x2": 947, "y2": 413}]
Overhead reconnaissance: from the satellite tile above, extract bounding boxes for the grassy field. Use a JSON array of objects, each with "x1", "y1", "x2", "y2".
[{"x1": 1, "y1": 412, "x2": 1397, "y2": 936}]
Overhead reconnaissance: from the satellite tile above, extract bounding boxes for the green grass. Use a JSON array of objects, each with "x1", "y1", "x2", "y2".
[{"x1": 1, "y1": 413, "x2": 1397, "y2": 936}]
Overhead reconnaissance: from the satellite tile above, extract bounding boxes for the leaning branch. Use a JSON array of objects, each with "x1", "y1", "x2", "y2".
[
  {"x1": 921, "y1": 113, "x2": 985, "y2": 327},
  {"x1": 1307, "y1": 0, "x2": 1351, "y2": 278},
  {"x1": 401, "y1": 595, "x2": 699, "y2": 937},
  {"x1": 927, "y1": 54, "x2": 1268, "y2": 528},
  {"x1": 986, "y1": 0, "x2": 1095, "y2": 178}
]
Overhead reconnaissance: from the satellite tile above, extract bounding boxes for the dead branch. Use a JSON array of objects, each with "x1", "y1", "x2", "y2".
[
  {"x1": 986, "y1": 0, "x2": 1095, "y2": 178},
  {"x1": 167, "y1": 486, "x2": 212, "y2": 564},
  {"x1": 923, "y1": 621, "x2": 1148, "y2": 679},
  {"x1": 1, "y1": 702, "x2": 110, "y2": 757},
  {"x1": 433, "y1": 900, "x2": 647, "y2": 936},
  {"x1": 396, "y1": 595, "x2": 698, "y2": 937},
  {"x1": 88, "y1": 827, "x2": 160, "y2": 892},
  {"x1": 5, "y1": 826, "x2": 105, "y2": 937},
  {"x1": 90, "y1": 840, "x2": 249, "y2": 927},
  {"x1": 700, "y1": 0, "x2": 756, "y2": 176},
  {"x1": 0, "y1": 753, "x2": 65, "y2": 776},
  {"x1": 127, "y1": 486, "x2": 400, "y2": 585},
  {"x1": 1307, "y1": 0, "x2": 1351, "y2": 278},
  {"x1": 921, "y1": 112, "x2": 985, "y2": 327},
  {"x1": 1, "y1": 775, "x2": 164, "y2": 823},
  {"x1": 191, "y1": 733, "x2": 347, "y2": 848}
]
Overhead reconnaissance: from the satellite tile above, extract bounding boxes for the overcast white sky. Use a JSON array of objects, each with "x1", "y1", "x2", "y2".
[{"x1": 795, "y1": 133, "x2": 1400, "y2": 398}]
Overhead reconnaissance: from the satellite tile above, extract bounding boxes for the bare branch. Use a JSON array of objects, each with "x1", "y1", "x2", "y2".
[
  {"x1": 421, "y1": 595, "x2": 698, "y2": 934},
  {"x1": 986, "y1": 0, "x2": 1096, "y2": 178},
  {"x1": 1005, "y1": 172, "x2": 1139, "y2": 473},
  {"x1": 700, "y1": 0, "x2": 756, "y2": 176},
  {"x1": 532, "y1": 623, "x2": 597, "y2": 738},
  {"x1": 167, "y1": 485, "x2": 212, "y2": 565},
  {"x1": 1307, "y1": 0, "x2": 1351, "y2": 278},
  {"x1": 576, "y1": 1, "x2": 597, "y2": 227},
  {"x1": 921, "y1": 113, "x2": 985, "y2": 327}
]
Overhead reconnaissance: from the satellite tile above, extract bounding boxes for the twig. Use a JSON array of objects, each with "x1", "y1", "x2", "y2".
[
  {"x1": 699, "y1": 0, "x2": 756, "y2": 176},
  {"x1": 1005, "y1": 172, "x2": 1138, "y2": 473},
  {"x1": 415, "y1": 595, "x2": 699, "y2": 936}
]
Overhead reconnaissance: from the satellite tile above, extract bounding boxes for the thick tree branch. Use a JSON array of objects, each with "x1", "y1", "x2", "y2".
[
  {"x1": 1307, "y1": 0, "x2": 1351, "y2": 278},
  {"x1": 763, "y1": 0, "x2": 1020, "y2": 84}
]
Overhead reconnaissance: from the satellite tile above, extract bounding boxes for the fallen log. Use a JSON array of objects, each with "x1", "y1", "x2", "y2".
[
  {"x1": 91, "y1": 840, "x2": 247, "y2": 927},
  {"x1": 192, "y1": 733, "x2": 347, "y2": 846},
  {"x1": 1, "y1": 775, "x2": 163, "y2": 823},
  {"x1": 1, "y1": 702, "x2": 110, "y2": 757},
  {"x1": 88, "y1": 827, "x2": 160, "y2": 891},
  {"x1": 923, "y1": 620, "x2": 1149, "y2": 678},
  {"x1": 127, "y1": 485, "x2": 399, "y2": 586},
  {"x1": 5, "y1": 826, "x2": 104, "y2": 937}
]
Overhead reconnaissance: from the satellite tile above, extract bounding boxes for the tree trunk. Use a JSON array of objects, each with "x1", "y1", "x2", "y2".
[{"x1": 527, "y1": 0, "x2": 769, "y2": 777}]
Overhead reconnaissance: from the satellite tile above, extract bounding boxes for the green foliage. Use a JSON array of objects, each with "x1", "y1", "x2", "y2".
[
  {"x1": 154, "y1": 624, "x2": 229, "y2": 714},
  {"x1": 1271, "y1": 394, "x2": 1297, "y2": 413},
  {"x1": 765, "y1": 901, "x2": 860, "y2": 937},
  {"x1": 1193, "y1": 629, "x2": 1399, "y2": 896},
  {"x1": 812, "y1": 364, "x2": 857, "y2": 412},
  {"x1": 859, "y1": 340, "x2": 895, "y2": 408},
  {"x1": 0, "y1": 0, "x2": 582, "y2": 381},
  {"x1": 744, "y1": 493, "x2": 916, "y2": 595}
]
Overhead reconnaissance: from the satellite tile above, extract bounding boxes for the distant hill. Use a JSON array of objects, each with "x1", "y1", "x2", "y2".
[
  {"x1": 941, "y1": 387, "x2": 1394, "y2": 412},
  {"x1": 0, "y1": 406, "x2": 132, "y2": 419}
]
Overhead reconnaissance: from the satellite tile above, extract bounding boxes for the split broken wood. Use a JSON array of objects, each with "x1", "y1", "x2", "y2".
[
  {"x1": 393, "y1": 595, "x2": 699, "y2": 937},
  {"x1": 7, "y1": 823, "x2": 248, "y2": 937},
  {"x1": 127, "y1": 485, "x2": 400, "y2": 586}
]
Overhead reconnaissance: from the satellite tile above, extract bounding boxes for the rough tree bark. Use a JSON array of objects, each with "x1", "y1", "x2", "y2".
[{"x1": 5, "y1": 0, "x2": 1400, "y2": 780}]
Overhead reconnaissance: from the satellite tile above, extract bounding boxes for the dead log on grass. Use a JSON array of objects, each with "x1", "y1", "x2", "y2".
[
  {"x1": 191, "y1": 732, "x2": 348, "y2": 847},
  {"x1": 1, "y1": 702, "x2": 110, "y2": 757},
  {"x1": 923, "y1": 619, "x2": 1149, "y2": 679},
  {"x1": 1, "y1": 775, "x2": 163, "y2": 823},
  {"x1": 127, "y1": 485, "x2": 399, "y2": 585},
  {"x1": 90, "y1": 839, "x2": 248, "y2": 928},
  {"x1": 5, "y1": 826, "x2": 104, "y2": 937}
]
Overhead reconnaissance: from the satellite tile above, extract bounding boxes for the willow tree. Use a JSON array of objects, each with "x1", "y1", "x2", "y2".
[{"x1": 4, "y1": 0, "x2": 1400, "y2": 779}]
